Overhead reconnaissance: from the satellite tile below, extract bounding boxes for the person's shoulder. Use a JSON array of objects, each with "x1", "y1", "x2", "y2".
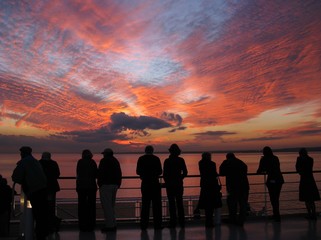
[
  {"x1": 237, "y1": 158, "x2": 246, "y2": 164},
  {"x1": 151, "y1": 154, "x2": 161, "y2": 160},
  {"x1": 113, "y1": 156, "x2": 121, "y2": 163}
]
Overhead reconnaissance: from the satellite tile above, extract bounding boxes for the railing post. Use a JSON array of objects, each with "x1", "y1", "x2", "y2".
[
  {"x1": 187, "y1": 197, "x2": 193, "y2": 219},
  {"x1": 135, "y1": 200, "x2": 141, "y2": 221},
  {"x1": 18, "y1": 187, "x2": 33, "y2": 240}
]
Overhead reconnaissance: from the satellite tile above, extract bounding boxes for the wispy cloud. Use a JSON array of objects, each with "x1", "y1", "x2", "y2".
[{"x1": 0, "y1": 0, "x2": 321, "y2": 152}]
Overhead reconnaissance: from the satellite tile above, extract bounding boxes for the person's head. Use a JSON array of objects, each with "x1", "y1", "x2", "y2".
[
  {"x1": 169, "y1": 143, "x2": 181, "y2": 156},
  {"x1": 19, "y1": 146, "x2": 32, "y2": 158},
  {"x1": 226, "y1": 152, "x2": 236, "y2": 160},
  {"x1": 145, "y1": 145, "x2": 154, "y2": 154},
  {"x1": 201, "y1": 152, "x2": 211, "y2": 161},
  {"x1": 101, "y1": 148, "x2": 113, "y2": 157},
  {"x1": 41, "y1": 152, "x2": 51, "y2": 161},
  {"x1": 262, "y1": 146, "x2": 273, "y2": 157},
  {"x1": 82, "y1": 149, "x2": 93, "y2": 159},
  {"x1": 0, "y1": 177, "x2": 7, "y2": 186},
  {"x1": 299, "y1": 148, "x2": 308, "y2": 157}
]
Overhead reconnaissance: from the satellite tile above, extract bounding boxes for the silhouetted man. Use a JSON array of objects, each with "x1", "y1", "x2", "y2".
[
  {"x1": 12, "y1": 146, "x2": 49, "y2": 240},
  {"x1": 219, "y1": 152, "x2": 249, "y2": 226},
  {"x1": 98, "y1": 148, "x2": 122, "y2": 232},
  {"x1": 136, "y1": 145, "x2": 163, "y2": 230}
]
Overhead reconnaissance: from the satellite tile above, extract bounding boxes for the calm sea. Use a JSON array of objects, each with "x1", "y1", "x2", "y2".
[{"x1": 2, "y1": 152, "x2": 321, "y2": 205}]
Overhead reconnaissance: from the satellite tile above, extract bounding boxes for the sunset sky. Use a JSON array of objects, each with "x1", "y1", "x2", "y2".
[{"x1": 0, "y1": 0, "x2": 321, "y2": 153}]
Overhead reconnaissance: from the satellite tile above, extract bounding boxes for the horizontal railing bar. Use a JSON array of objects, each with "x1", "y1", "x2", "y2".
[{"x1": 57, "y1": 170, "x2": 321, "y2": 180}]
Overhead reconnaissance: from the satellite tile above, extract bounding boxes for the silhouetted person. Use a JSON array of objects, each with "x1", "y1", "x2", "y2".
[
  {"x1": 76, "y1": 149, "x2": 97, "y2": 231},
  {"x1": 136, "y1": 145, "x2": 163, "y2": 230},
  {"x1": 12, "y1": 146, "x2": 49, "y2": 240},
  {"x1": 257, "y1": 146, "x2": 284, "y2": 222},
  {"x1": 0, "y1": 177, "x2": 13, "y2": 237},
  {"x1": 219, "y1": 152, "x2": 249, "y2": 226},
  {"x1": 163, "y1": 144, "x2": 188, "y2": 228},
  {"x1": 296, "y1": 148, "x2": 320, "y2": 220},
  {"x1": 39, "y1": 152, "x2": 61, "y2": 232},
  {"x1": 97, "y1": 148, "x2": 122, "y2": 232},
  {"x1": 198, "y1": 152, "x2": 222, "y2": 227}
]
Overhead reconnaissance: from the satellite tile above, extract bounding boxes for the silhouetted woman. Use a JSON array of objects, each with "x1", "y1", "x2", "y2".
[
  {"x1": 296, "y1": 148, "x2": 320, "y2": 220},
  {"x1": 163, "y1": 144, "x2": 188, "y2": 228},
  {"x1": 198, "y1": 152, "x2": 222, "y2": 227},
  {"x1": 257, "y1": 146, "x2": 284, "y2": 222},
  {"x1": 76, "y1": 149, "x2": 97, "y2": 231}
]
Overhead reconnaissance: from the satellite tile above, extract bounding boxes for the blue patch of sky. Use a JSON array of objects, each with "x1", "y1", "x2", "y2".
[
  {"x1": 153, "y1": 0, "x2": 238, "y2": 45},
  {"x1": 111, "y1": 56, "x2": 188, "y2": 87}
]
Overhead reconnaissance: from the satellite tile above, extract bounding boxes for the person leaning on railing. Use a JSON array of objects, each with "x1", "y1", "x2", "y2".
[
  {"x1": 257, "y1": 146, "x2": 284, "y2": 222},
  {"x1": 11, "y1": 146, "x2": 49, "y2": 240}
]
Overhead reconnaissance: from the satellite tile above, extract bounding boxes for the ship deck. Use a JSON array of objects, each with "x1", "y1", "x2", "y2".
[{"x1": 3, "y1": 214, "x2": 321, "y2": 240}]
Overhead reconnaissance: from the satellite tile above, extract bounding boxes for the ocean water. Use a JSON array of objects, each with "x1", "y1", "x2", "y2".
[{"x1": 2, "y1": 151, "x2": 321, "y2": 209}]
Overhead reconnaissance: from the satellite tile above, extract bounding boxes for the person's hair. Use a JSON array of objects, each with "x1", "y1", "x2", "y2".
[
  {"x1": 102, "y1": 148, "x2": 114, "y2": 156},
  {"x1": 226, "y1": 152, "x2": 235, "y2": 159},
  {"x1": 82, "y1": 149, "x2": 93, "y2": 159},
  {"x1": 262, "y1": 146, "x2": 273, "y2": 157},
  {"x1": 299, "y1": 148, "x2": 308, "y2": 156},
  {"x1": 145, "y1": 145, "x2": 154, "y2": 154},
  {"x1": 202, "y1": 152, "x2": 211, "y2": 160},
  {"x1": 41, "y1": 152, "x2": 51, "y2": 160},
  {"x1": 169, "y1": 143, "x2": 181, "y2": 156},
  {"x1": 19, "y1": 146, "x2": 32, "y2": 155}
]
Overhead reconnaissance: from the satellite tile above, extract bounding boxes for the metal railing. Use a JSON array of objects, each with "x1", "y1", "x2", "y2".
[{"x1": 11, "y1": 171, "x2": 321, "y2": 223}]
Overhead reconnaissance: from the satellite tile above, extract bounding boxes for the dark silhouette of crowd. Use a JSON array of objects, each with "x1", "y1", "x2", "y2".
[{"x1": 4, "y1": 144, "x2": 320, "y2": 237}]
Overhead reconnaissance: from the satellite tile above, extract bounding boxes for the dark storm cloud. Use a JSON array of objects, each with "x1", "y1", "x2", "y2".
[
  {"x1": 109, "y1": 112, "x2": 172, "y2": 131},
  {"x1": 194, "y1": 131, "x2": 237, "y2": 137},
  {"x1": 241, "y1": 136, "x2": 285, "y2": 142},
  {"x1": 297, "y1": 129, "x2": 321, "y2": 135},
  {"x1": 57, "y1": 112, "x2": 173, "y2": 143},
  {"x1": 59, "y1": 126, "x2": 129, "y2": 143},
  {"x1": 161, "y1": 112, "x2": 183, "y2": 126},
  {"x1": 168, "y1": 126, "x2": 187, "y2": 133}
]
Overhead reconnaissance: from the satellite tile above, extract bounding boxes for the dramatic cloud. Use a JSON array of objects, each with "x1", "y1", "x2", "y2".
[
  {"x1": 109, "y1": 112, "x2": 172, "y2": 131},
  {"x1": 0, "y1": 0, "x2": 321, "y2": 152}
]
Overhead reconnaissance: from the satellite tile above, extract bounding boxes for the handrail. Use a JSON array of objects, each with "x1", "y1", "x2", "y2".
[
  {"x1": 11, "y1": 171, "x2": 321, "y2": 223},
  {"x1": 57, "y1": 170, "x2": 321, "y2": 179}
]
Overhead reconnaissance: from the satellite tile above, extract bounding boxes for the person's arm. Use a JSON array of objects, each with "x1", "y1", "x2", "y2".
[
  {"x1": 12, "y1": 162, "x2": 24, "y2": 184},
  {"x1": 136, "y1": 157, "x2": 142, "y2": 177},
  {"x1": 54, "y1": 161, "x2": 60, "y2": 179},
  {"x1": 295, "y1": 157, "x2": 303, "y2": 175},
  {"x1": 219, "y1": 162, "x2": 226, "y2": 176},
  {"x1": 163, "y1": 160, "x2": 168, "y2": 182},
  {"x1": 213, "y1": 162, "x2": 218, "y2": 177},
  {"x1": 256, "y1": 157, "x2": 266, "y2": 174},
  {"x1": 117, "y1": 160, "x2": 122, "y2": 188},
  {"x1": 157, "y1": 157, "x2": 162, "y2": 176},
  {"x1": 181, "y1": 158, "x2": 188, "y2": 179}
]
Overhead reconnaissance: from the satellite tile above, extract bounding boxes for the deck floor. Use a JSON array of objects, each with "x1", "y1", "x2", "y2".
[{"x1": 3, "y1": 215, "x2": 321, "y2": 240}]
